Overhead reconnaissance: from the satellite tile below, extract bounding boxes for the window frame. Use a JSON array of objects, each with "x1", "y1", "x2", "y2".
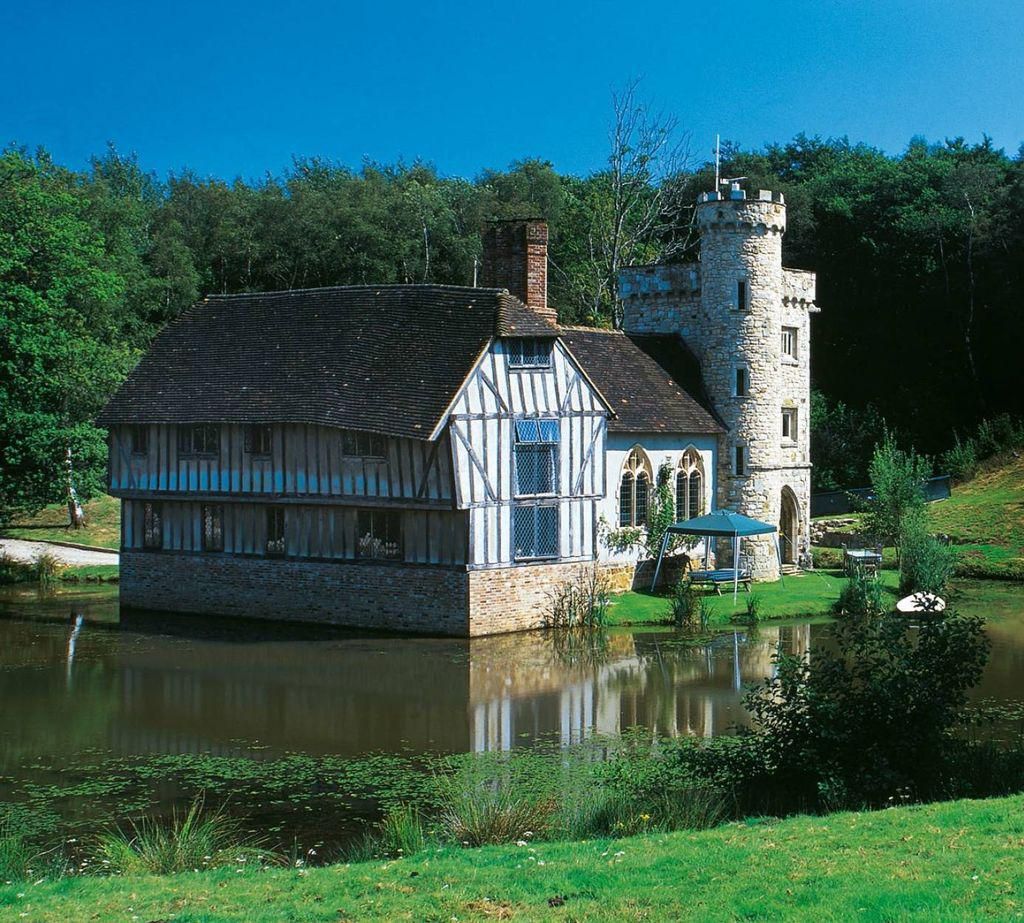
[
  {"x1": 513, "y1": 417, "x2": 559, "y2": 497},
  {"x1": 201, "y1": 503, "x2": 224, "y2": 552},
  {"x1": 245, "y1": 424, "x2": 274, "y2": 457},
  {"x1": 265, "y1": 506, "x2": 286, "y2": 557},
  {"x1": 142, "y1": 501, "x2": 162, "y2": 550},
  {"x1": 675, "y1": 449, "x2": 705, "y2": 522},
  {"x1": 512, "y1": 502, "x2": 559, "y2": 561},
  {"x1": 506, "y1": 338, "x2": 554, "y2": 370},
  {"x1": 736, "y1": 278, "x2": 748, "y2": 312},
  {"x1": 342, "y1": 430, "x2": 387, "y2": 460},
  {"x1": 781, "y1": 326, "x2": 798, "y2": 360},
  {"x1": 782, "y1": 407, "x2": 798, "y2": 443},
  {"x1": 179, "y1": 425, "x2": 220, "y2": 457},
  {"x1": 734, "y1": 445, "x2": 747, "y2": 477},
  {"x1": 129, "y1": 425, "x2": 149, "y2": 456},
  {"x1": 734, "y1": 367, "x2": 749, "y2": 398},
  {"x1": 356, "y1": 509, "x2": 403, "y2": 561},
  {"x1": 618, "y1": 447, "x2": 652, "y2": 528}
]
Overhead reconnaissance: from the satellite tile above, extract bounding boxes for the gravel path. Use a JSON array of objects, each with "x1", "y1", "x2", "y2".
[{"x1": 0, "y1": 538, "x2": 119, "y2": 566}]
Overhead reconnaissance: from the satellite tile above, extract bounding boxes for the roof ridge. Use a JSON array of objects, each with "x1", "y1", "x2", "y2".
[
  {"x1": 560, "y1": 324, "x2": 621, "y2": 334},
  {"x1": 205, "y1": 283, "x2": 509, "y2": 300}
]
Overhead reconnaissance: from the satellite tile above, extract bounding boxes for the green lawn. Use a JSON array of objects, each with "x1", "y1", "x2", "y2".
[
  {"x1": 607, "y1": 569, "x2": 900, "y2": 627},
  {"x1": 8, "y1": 793, "x2": 1024, "y2": 921},
  {"x1": 2, "y1": 494, "x2": 120, "y2": 550},
  {"x1": 929, "y1": 454, "x2": 1024, "y2": 579}
]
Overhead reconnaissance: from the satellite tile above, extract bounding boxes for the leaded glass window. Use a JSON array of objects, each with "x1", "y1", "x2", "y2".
[{"x1": 514, "y1": 418, "x2": 559, "y2": 496}]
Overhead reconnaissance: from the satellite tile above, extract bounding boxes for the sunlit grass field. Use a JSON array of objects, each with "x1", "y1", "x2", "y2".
[
  {"x1": 2, "y1": 494, "x2": 120, "y2": 550},
  {"x1": 7, "y1": 793, "x2": 1024, "y2": 922}
]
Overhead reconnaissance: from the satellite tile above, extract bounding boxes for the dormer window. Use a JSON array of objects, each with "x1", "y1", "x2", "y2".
[{"x1": 507, "y1": 338, "x2": 553, "y2": 369}]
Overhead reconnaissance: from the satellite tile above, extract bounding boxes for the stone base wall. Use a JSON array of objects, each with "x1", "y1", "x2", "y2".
[
  {"x1": 467, "y1": 561, "x2": 596, "y2": 635},
  {"x1": 120, "y1": 551, "x2": 471, "y2": 636},
  {"x1": 121, "y1": 553, "x2": 678, "y2": 637}
]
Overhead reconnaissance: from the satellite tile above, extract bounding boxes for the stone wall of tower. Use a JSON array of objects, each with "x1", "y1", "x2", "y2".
[
  {"x1": 695, "y1": 190, "x2": 788, "y2": 579},
  {"x1": 619, "y1": 187, "x2": 819, "y2": 581}
]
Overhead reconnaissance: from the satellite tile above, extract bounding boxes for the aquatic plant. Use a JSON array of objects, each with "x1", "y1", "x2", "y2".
[
  {"x1": 670, "y1": 577, "x2": 710, "y2": 630},
  {"x1": 94, "y1": 795, "x2": 275, "y2": 875},
  {"x1": 437, "y1": 779, "x2": 555, "y2": 847},
  {"x1": 345, "y1": 804, "x2": 426, "y2": 861},
  {"x1": 547, "y1": 564, "x2": 611, "y2": 629},
  {"x1": 32, "y1": 550, "x2": 62, "y2": 588}
]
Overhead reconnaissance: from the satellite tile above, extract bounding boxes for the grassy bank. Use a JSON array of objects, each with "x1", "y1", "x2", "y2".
[
  {"x1": 930, "y1": 454, "x2": 1024, "y2": 580},
  {"x1": 606, "y1": 569, "x2": 900, "y2": 627},
  {"x1": 1, "y1": 494, "x2": 120, "y2": 550},
  {"x1": 6, "y1": 793, "x2": 1024, "y2": 921}
]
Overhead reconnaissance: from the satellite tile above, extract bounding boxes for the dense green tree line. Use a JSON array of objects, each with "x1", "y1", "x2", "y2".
[{"x1": 1, "y1": 134, "x2": 1022, "y2": 517}]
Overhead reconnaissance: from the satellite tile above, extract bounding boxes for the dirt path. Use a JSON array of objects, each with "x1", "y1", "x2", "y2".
[{"x1": 0, "y1": 538, "x2": 119, "y2": 567}]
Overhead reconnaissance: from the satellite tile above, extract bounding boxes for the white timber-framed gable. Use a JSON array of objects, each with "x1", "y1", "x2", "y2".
[{"x1": 443, "y1": 336, "x2": 611, "y2": 569}]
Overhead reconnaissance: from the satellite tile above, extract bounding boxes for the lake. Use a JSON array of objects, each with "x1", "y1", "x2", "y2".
[{"x1": 1, "y1": 580, "x2": 1022, "y2": 853}]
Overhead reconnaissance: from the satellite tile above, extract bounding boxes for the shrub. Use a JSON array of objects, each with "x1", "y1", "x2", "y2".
[
  {"x1": 95, "y1": 796, "x2": 272, "y2": 875},
  {"x1": 940, "y1": 435, "x2": 978, "y2": 482},
  {"x1": 899, "y1": 519, "x2": 958, "y2": 595},
  {"x1": 671, "y1": 578, "x2": 710, "y2": 630},
  {"x1": 436, "y1": 779, "x2": 555, "y2": 847},
  {"x1": 865, "y1": 431, "x2": 930, "y2": 562},
  {"x1": 547, "y1": 564, "x2": 611, "y2": 630},
  {"x1": 833, "y1": 569, "x2": 885, "y2": 617},
  {"x1": 745, "y1": 607, "x2": 989, "y2": 808}
]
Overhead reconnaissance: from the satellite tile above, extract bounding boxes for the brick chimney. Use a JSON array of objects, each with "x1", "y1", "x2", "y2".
[{"x1": 480, "y1": 219, "x2": 555, "y2": 323}]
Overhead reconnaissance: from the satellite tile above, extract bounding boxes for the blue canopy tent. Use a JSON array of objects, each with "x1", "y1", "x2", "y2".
[{"x1": 650, "y1": 509, "x2": 782, "y2": 601}]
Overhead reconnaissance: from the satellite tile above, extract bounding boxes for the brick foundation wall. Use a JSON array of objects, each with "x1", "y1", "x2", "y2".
[
  {"x1": 121, "y1": 551, "x2": 470, "y2": 636},
  {"x1": 121, "y1": 553, "x2": 664, "y2": 637}
]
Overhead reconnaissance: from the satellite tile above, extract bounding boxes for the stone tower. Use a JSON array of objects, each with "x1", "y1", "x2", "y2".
[{"x1": 618, "y1": 183, "x2": 818, "y2": 580}]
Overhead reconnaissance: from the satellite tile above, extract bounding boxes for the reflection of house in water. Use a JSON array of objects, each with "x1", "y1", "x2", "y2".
[
  {"x1": 468, "y1": 624, "x2": 812, "y2": 751},
  {"x1": 6, "y1": 611, "x2": 810, "y2": 763}
]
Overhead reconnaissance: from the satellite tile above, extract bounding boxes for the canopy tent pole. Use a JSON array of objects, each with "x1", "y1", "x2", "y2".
[
  {"x1": 775, "y1": 533, "x2": 785, "y2": 586},
  {"x1": 733, "y1": 532, "x2": 740, "y2": 602},
  {"x1": 650, "y1": 530, "x2": 671, "y2": 593}
]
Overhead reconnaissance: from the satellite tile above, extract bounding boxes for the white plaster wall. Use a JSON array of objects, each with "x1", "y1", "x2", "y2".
[{"x1": 597, "y1": 432, "x2": 718, "y2": 565}]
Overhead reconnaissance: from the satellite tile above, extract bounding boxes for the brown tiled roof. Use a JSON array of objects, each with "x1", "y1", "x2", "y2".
[
  {"x1": 560, "y1": 328, "x2": 723, "y2": 434},
  {"x1": 97, "y1": 285, "x2": 559, "y2": 439}
]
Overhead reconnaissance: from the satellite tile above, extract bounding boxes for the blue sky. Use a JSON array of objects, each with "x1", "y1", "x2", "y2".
[{"x1": 2, "y1": 0, "x2": 1021, "y2": 180}]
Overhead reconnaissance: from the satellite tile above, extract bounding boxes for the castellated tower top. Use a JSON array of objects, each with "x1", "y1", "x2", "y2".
[{"x1": 696, "y1": 184, "x2": 786, "y2": 235}]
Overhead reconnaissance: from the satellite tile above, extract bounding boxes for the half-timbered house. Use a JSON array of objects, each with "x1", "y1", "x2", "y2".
[{"x1": 100, "y1": 187, "x2": 816, "y2": 636}]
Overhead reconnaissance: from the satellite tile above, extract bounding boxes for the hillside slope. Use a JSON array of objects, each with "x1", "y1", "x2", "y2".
[{"x1": 930, "y1": 454, "x2": 1024, "y2": 579}]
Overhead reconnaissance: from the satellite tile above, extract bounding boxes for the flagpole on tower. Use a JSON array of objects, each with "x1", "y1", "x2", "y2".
[{"x1": 715, "y1": 134, "x2": 720, "y2": 191}]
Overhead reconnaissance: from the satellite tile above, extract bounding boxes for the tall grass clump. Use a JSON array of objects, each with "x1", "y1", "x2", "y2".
[
  {"x1": 0, "y1": 550, "x2": 33, "y2": 585},
  {"x1": 346, "y1": 804, "x2": 426, "y2": 861},
  {"x1": 833, "y1": 568, "x2": 885, "y2": 616},
  {"x1": 94, "y1": 796, "x2": 272, "y2": 875},
  {"x1": 32, "y1": 550, "x2": 62, "y2": 588},
  {"x1": 548, "y1": 564, "x2": 611, "y2": 630},
  {"x1": 671, "y1": 577, "x2": 710, "y2": 630},
  {"x1": 0, "y1": 818, "x2": 41, "y2": 882},
  {"x1": 437, "y1": 779, "x2": 555, "y2": 847}
]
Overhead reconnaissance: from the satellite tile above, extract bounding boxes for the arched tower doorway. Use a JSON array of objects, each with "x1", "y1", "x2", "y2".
[{"x1": 780, "y1": 487, "x2": 799, "y2": 565}]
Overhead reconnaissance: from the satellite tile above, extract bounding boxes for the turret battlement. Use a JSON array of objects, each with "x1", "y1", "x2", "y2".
[{"x1": 697, "y1": 185, "x2": 786, "y2": 234}]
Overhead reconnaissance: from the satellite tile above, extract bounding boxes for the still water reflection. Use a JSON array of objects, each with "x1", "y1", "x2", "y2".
[
  {"x1": 3, "y1": 583, "x2": 1023, "y2": 772},
  {"x1": 0, "y1": 587, "x2": 823, "y2": 767}
]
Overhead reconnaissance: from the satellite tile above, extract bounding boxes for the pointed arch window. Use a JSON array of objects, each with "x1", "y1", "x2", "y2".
[
  {"x1": 675, "y1": 449, "x2": 705, "y2": 522},
  {"x1": 619, "y1": 448, "x2": 652, "y2": 527}
]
